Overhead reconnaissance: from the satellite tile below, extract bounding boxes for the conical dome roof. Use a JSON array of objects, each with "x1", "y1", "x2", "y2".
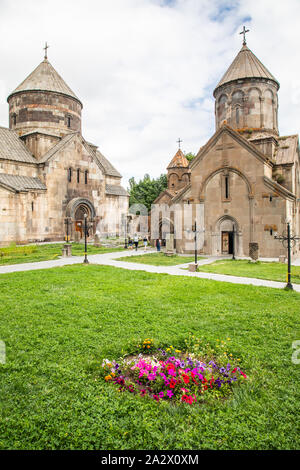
[
  {"x1": 8, "y1": 59, "x2": 82, "y2": 105},
  {"x1": 214, "y1": 44, "x2": 279, "y2": 96},
  {"x1": 167, "y1": 149, "x2": 189, "y2": 169}
]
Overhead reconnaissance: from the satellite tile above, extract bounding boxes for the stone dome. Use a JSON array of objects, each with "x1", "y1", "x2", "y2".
[
  {"x1": 7, "y1": 58, "x2": 82, "y2": 137},
  {"x1": 213, "y1": 44, "x2": 280, "y2": 137}
]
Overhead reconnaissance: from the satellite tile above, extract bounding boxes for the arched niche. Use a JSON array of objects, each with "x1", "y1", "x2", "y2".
[
  {"x1": 217, "y1": 94, "x2": 228, "y2": 125},
  {"x1": 168, "y1": 173, "x2": 179, "y2": 189},
  {"x1": 264, "y1": 89, "x2": 275, "y2": 129}
]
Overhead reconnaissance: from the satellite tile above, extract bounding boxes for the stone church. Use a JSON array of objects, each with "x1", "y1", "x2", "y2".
[
  {"x1": 155, "y1": 33, "x2": 300, "y2": 259},
  {"x1": 0, "y1": 48, "x2": 128, "y2": 245}
]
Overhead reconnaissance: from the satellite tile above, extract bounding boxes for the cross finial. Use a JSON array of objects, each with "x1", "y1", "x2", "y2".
[
  {"x1": 177, "y1": 138, "x2": 183, "y2": 149},
  {"x1": 43, "y1": 42, "x2": 50, "y2": 60},
  {"x1": 239, "y1": 26, "x2": 249, "y2": 46}
]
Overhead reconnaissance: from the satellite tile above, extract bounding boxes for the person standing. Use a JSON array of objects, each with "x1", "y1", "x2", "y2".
[
  {"x1": 134, "y1": 234, "x2": 139, "y2": 251},
  {"x1": 156, "y1": 239, "x2": 161, "y2": 252},
  {"x1": 143, "y1": 236, "x2": 148, "y2": 252}
]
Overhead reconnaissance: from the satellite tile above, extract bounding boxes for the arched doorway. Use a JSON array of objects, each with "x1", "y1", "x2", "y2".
[
  {"x1": 66, "y1": 197, "x2": 96, "y2": 240},
  {"x1": 214, "y1": 216, "x2": 242, "y2": 256},
  {"x1": 159, "y1": 218, "x2": 175, "y2": 249},
  {"x1": 74, "y1": 204, "x2": 91, "y2": 238}
]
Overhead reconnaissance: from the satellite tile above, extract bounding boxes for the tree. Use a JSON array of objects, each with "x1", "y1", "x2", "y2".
[
  {"x1": 185, "y1": 152, "x2": 196, "y2": 162},
  {"x1": 128, "y1": 173, "x2": 167, "y2": 211}
]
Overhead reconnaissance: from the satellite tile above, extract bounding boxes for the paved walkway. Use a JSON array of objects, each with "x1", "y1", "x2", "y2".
[{"x1": 0, "y1": 249, "x2": 299, "y2": 293}]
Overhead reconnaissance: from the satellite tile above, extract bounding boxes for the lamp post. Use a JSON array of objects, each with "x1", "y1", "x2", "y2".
[
  {"x1": 83, "y1": 213, "x2": 89, "y2": 264},
  {"x1": 274, "y1": 222, "x2": 300, "y2": 290},
  {"x1": 187, "y1": 220, "x2": 204, "y2": 266}
]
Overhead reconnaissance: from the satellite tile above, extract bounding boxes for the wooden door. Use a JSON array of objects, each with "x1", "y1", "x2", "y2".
[
  {"x1": 75, "y1": 221, "x2": 83, "y2": 238},
  {"x1": 222, "y1": 232, "x2": 229, "y2": 254}
]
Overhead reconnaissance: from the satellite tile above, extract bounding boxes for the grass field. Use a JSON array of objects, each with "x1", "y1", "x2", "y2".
[
  {"x1": 196, "y1": 259, "x2": 300, "y2": 284},
  {"x1": 0, "y1": 243, "x2": 124, "y2": 265},
  {"x1": 116, "y1": 252, "x2": 202, "y2": 266},
  {"x1": 0, "y1": 264, "x2": 299, "y2": 450}
]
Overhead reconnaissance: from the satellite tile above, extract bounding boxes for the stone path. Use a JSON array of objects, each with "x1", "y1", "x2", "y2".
[{"x1": 0, "y1": 249, "x2": 299, "y2": 293}]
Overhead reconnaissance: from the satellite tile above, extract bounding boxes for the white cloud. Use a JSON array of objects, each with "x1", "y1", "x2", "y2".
[{"x1": 0, "y1": 0, "x2": 299, "y2": 188}]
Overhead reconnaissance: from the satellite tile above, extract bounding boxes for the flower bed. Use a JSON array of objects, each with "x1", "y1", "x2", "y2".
[{"x1": 101, "y1": 337, "x2": 247, "y2": 405}]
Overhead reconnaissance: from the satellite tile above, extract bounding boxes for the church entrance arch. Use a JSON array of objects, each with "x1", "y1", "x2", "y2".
[
  {"x1": 213, "y1": 216, "x2": 242, "y2": 256},
  {"x1": 159, "y1": 218, "x2": 175, "y2": 249},
  {"x1": 66, "y1": 198, "x2": 96, "y2": 240}
]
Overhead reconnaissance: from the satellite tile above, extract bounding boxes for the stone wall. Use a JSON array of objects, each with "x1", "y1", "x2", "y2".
[{"x1": 8, "y1": 91, "x2": 82, "y2": 137}]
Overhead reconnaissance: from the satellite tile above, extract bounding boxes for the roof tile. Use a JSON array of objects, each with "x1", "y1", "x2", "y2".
[
  {"x1": 8, "y1": 59, "x2": 81, "y2": 104},
  {"x1": 0, "y1": 173, "x2": 46, "y2": 192},
  {"x1": 0, "y1": 127, "x2": 37, "y2": 164},
  {"x1": 214, "y1": 44, "x2": 279, "y2": 93}
]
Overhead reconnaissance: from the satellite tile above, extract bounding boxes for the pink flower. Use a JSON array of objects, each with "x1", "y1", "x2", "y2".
[
  {"x1": 166, "y1": 390, "x2": 174, "y2": 398},
  {"x1": 148, "y1": 374, "x2": 156, "y2": 381},
  {"x1": 159, "y1": 392, "x2": 164, "y2": 398}
]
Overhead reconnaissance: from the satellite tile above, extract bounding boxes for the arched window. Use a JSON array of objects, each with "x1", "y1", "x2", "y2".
[
  {"x1": 84, "y1": 170, "x2": 88, "y2": 185},
  {"x1": 236, "y1": 107, "x2": 240, "y2": 126},
  {"x1": 222, "y1": 173, "x2": 231, "y2": 201},
  {"x1": 77, "y1": 169, "x2": 80, "y2": 183},
  {"x1": 68, "y1": 168, "x2": 72, "y2": 182},
  {"x1": 225, "y1": 175, "x2": 229, "y2": 199},
  {"x1": 67, "y1": 116, "x2": 71, "y2": 128}
]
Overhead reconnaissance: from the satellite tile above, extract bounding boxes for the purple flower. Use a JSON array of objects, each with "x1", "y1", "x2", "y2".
[
  {"x1": 215, "y1": 379, "x2": 222, "y2": 388},
  {"x1": 166, "y1": 390, "x2": 174, "y2": 398},
  {"x1": 227, "y1": 363, "x2": 231, "y2": 371},
  {"x1": 159, "y1": 392, "x2": 164, "y2": 398}
]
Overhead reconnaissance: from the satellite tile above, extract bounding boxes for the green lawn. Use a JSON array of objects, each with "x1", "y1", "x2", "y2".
[
  {"x1": 116, "y1": 252, "x2": 202, "y2": 266},
  {"x1": 0, "y1": 265, "x2": 299, "y2": 450},
  {"x1": 0, "y1": 243, "x2": 124, "y2": 265},
  {"x1": 196, "y1": 259, "x2": 300, "y2": 284}
]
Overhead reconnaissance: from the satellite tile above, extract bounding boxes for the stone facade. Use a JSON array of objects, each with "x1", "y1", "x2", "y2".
[
  {"x1": 0, "y1": 56, "x2": 128, "y2": 245},
  {"x1": 155, "y1": 41, "x2": 300, "y2": 259}
]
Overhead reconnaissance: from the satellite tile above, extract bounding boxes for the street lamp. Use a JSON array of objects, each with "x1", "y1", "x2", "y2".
[
  {"x1": 83, "y1": 213, "x2": 89, "y2": 264},
  {"x1": 274, "y1": 222, "x2": 300, "y2": 290},
  {"x1": 187, "y1": 220, "x2": 204, "y2": 265}
]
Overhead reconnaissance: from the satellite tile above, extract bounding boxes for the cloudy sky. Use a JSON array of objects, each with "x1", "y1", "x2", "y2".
[{"x1": 0, "y1": 0, "x2": 299, "y2": 187}]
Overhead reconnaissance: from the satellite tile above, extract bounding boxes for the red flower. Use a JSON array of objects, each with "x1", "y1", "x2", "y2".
[
  {"x1": 169, "y1": 378, "x2": 177, "y2": 389},
  {"x1": 182, "y1": 374, "x2": 190, "y2": 384}
]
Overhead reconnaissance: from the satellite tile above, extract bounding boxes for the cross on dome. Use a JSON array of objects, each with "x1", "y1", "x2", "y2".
[
  {"x1": 239, "y1": 26, "x2": 249, "y2": 45},
  {"x1": 43, "y1": 42, "x2": 50, "y2": 60}
]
